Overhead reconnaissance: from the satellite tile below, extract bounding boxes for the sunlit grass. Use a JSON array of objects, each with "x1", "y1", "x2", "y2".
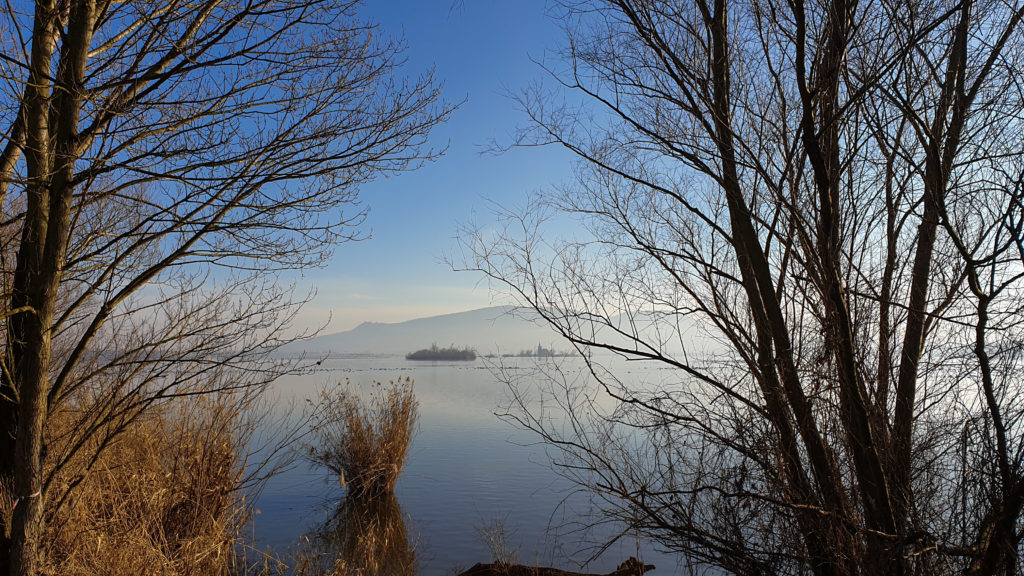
[
  {"x1": 20, "y1": 396, "x2": 246, "y2": 576},
  {"x1": 307, "y1": 377, "x2": 418, "y2": 499}
]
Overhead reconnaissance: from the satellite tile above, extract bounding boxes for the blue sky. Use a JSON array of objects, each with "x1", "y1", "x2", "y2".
[{"x1": 291, "y1": 1, "x2": 575, "y2": 333}]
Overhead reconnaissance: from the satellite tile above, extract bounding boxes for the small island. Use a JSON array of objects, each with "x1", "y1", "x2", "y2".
[{"x1": 405, "y1": 344, "x2": 477, "y2": 361}]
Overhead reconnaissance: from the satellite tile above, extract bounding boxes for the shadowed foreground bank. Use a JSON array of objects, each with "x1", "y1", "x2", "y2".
[{"x1": 456, "y1": 557, "x2": 655, "y2": 576}]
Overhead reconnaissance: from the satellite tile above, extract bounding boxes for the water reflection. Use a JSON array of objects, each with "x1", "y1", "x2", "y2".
[
  {"x1": 262, "y1": 357, "x2": 679, "y2": 574},
  {"x1": 302, "y1": 493, "x2": 416, "y2": 576}
]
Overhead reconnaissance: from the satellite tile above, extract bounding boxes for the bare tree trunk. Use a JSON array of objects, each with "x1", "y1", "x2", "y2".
[
  {"x1": 7, "y1": 339, "x2": 47, "y2": 576},
  {"x1": 0, "y1": 103, "x2": 27, "y2": 512},
  {"x1": 6, "y1": 1, "x2": 94, "y2": 573}
]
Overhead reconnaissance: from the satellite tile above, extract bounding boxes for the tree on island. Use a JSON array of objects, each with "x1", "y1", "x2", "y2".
[{"x1": 405, "y1": 344, "x2": 477, "y2": 361}]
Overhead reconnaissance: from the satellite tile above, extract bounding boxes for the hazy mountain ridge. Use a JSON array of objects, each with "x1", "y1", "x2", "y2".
[
  {"x1": 286, "y1": 305, "x2": 710, "y2": 358},
  {"x1": 288, "y1": 306, "x2": 560, "y2": 356}
]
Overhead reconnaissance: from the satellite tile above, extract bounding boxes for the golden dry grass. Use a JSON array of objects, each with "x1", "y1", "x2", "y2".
[
  {"x1": 31, "y1": 396, "x2": 244, "y2": 576},
  {"x1": 307, "y1": 377, "x2": 418, "y2": 499}
]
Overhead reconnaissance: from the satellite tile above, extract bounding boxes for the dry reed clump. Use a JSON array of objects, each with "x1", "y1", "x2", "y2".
[
  {"x1": 307, "y1": 377, "x2": 418, "y2": 499},
  {"x1": 34, "y1": 396, "x2": 244, "y2": 576}
]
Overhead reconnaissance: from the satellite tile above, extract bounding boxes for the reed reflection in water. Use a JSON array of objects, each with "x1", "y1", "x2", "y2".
[{"x1": 297, "y1": 492, "x2": 416, "y2": 576}]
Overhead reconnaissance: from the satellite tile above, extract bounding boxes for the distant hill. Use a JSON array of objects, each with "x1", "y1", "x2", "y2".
[
  {"x1": 284, "y1": 305, "x2": 713, "y2": 358},
  {"x1": 285, "y1": 306, "x2": 560, "y2": 356}
]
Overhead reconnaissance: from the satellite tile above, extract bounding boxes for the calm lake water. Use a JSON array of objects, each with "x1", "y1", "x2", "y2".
[{"x1": 252, "y1": 355, "x2": 684, "y2": 575}]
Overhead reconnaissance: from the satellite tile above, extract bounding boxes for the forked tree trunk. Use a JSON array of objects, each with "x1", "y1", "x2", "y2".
[{"x1": 4, "y1": 0, "x2": 92, "y2": 573}]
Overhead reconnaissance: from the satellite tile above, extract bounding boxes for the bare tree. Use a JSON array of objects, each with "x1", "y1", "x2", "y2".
[
  {"x1": 462, "y1": 1, "x2": 1024, "y2": 574},
  {"x1": 0, "y1": 0, "x2": 449, "y2": 574}
]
